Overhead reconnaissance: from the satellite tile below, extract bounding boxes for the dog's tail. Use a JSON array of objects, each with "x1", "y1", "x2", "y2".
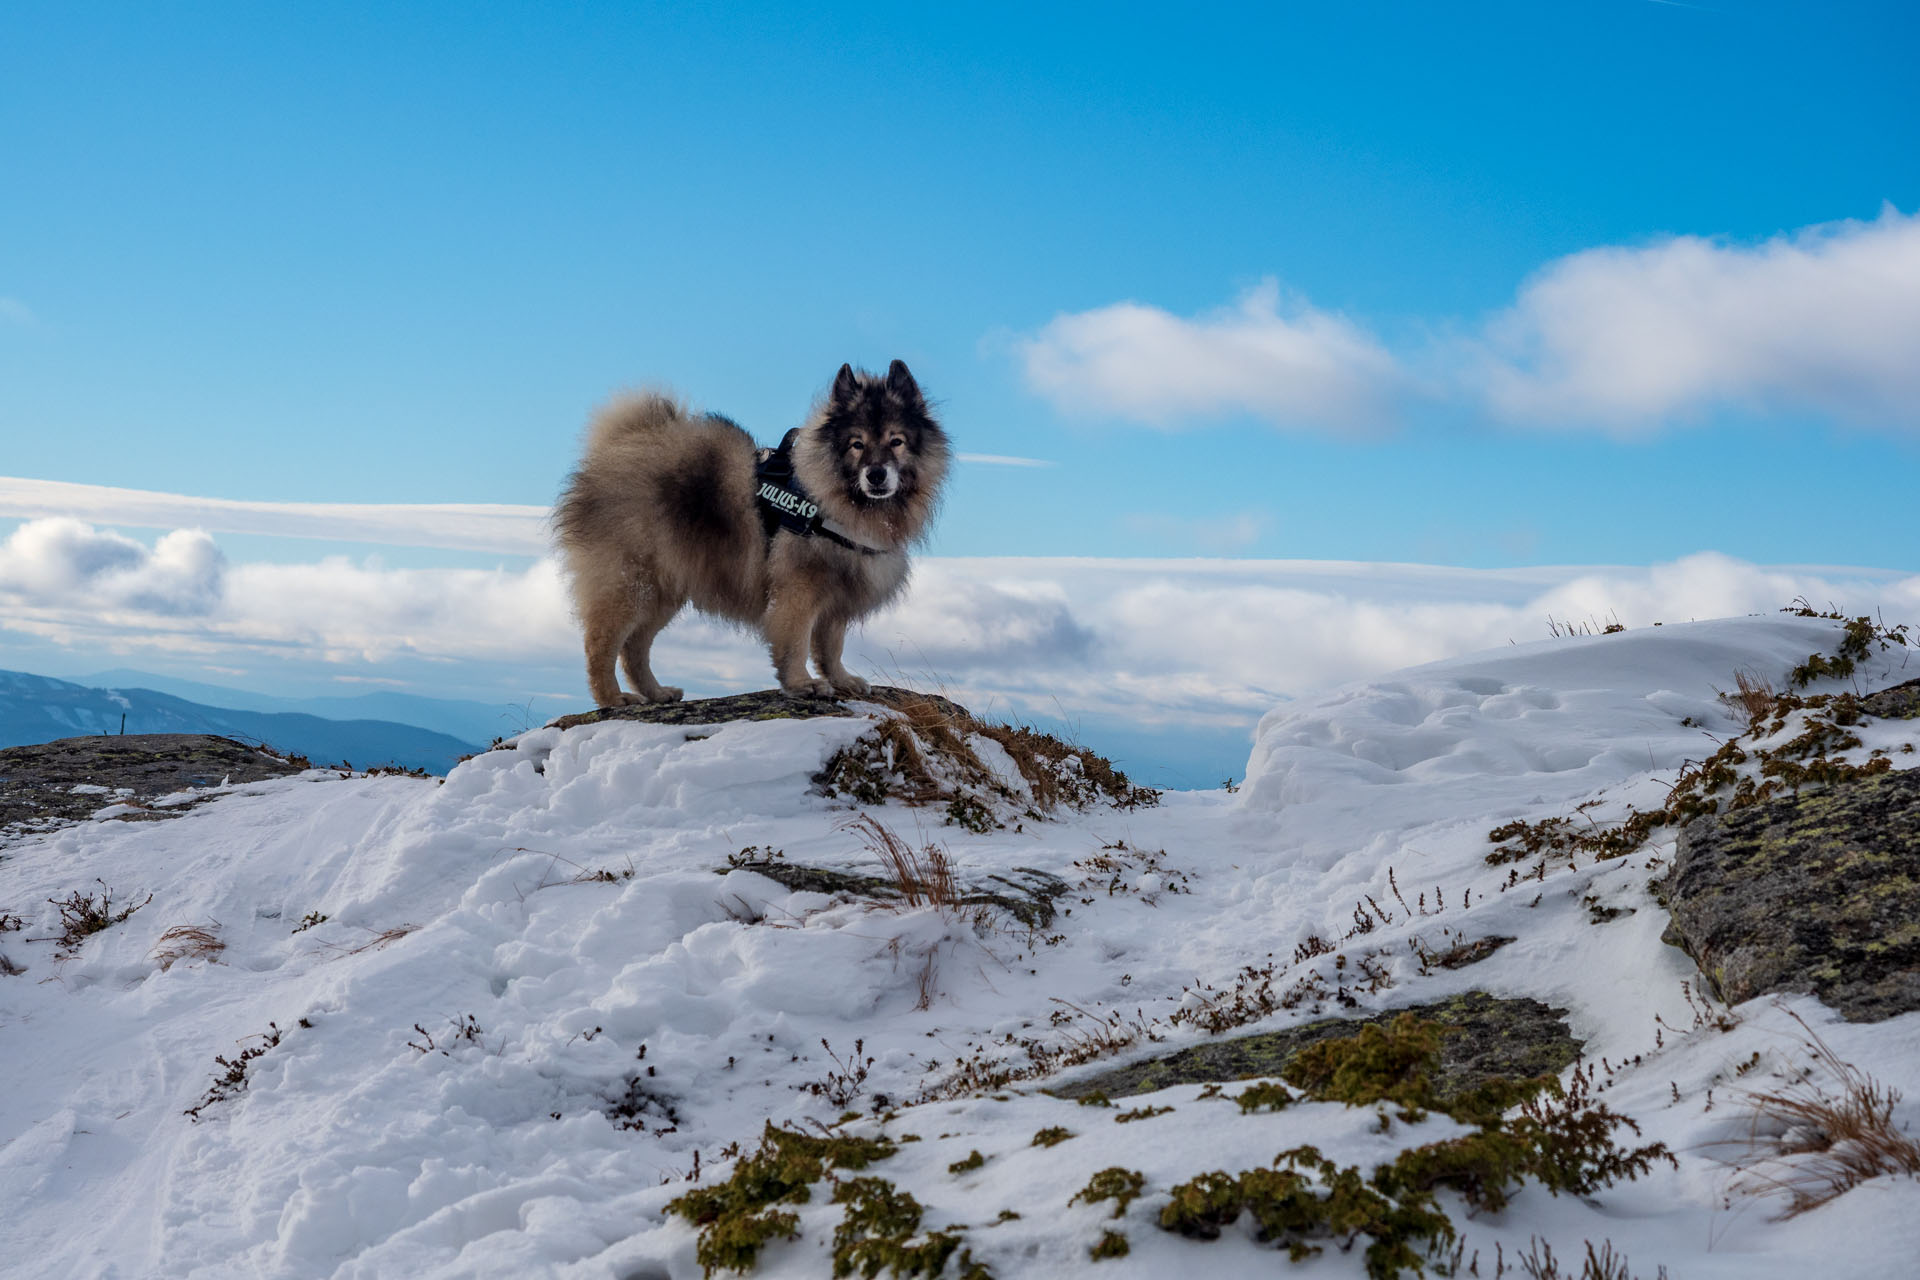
[
  {"x1": 552, "y1": 392, "x2": 688, "y2": 553},
  {"x1": 581, "y1": 390, "x2": 687, "y2": 460}
]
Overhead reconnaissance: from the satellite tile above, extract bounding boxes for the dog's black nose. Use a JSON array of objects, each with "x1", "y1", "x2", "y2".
[{"x1": 865, "y1": 466, "x2": 890, "y2": 487}]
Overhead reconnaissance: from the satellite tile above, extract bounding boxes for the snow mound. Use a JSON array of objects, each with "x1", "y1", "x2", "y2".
[{"x1": 2, "y1": 617, "x2": 1918, "y2": 1278}]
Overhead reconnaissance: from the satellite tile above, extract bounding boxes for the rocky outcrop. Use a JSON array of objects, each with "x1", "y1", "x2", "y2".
[
  {"x1": 0, "y1": 734, "x2": 305, "y2": 840},
  {"x1": 543, "y1": 686, "x2": 970, "y2": 733},
  {"x1": 543, "y1": 687, "x2": 1157, "y2": 824},
  {"x1": 1662, "y1": 766, "x2": 1920, "y2": 1021},
  {"x1": 1053, "y1": 991, "x2": 1581, "y2": 1102},
  {"x1": 1861, "y1": 677, "x2": 1920, "y2": 720}
]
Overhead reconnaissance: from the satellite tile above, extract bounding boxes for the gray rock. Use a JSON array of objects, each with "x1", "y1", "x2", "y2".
[
  {"x1": 1662, "y1": 766, "x2": 1920, "y2": 1021},
  {"x1": 541, "y1": 686, "x2": 966, "y2": 733},
  {"x1": 1861, "y1": 677, "x2": 1920, "y2": 720},
  {"x1": 1054, "y1": 990, "x2": 1581, "y2": 1102},
  {"x1": 726, "y1": 856, "x2": 1072, "y2": 930},
  {"x1": 0, "y1": 734, "x2": 306, "y2": 841}
]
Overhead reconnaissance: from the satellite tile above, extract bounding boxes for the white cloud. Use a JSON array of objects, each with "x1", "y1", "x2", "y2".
[
  {"x1": 1475, "y1": 207, "x2": 1920, "y2": 429},
  {"x1": 955, "y1": 454, "x2": 1056, "y2": 468},
  {"x1": 0, "y1": 476, "x2": 549, "y2": 555},
  {"x1": 1017, "y1": 279, "x2": 1405, "y2": 432},
  {"x1": 9, "y1": 521, "x2": 1912, "y2": 744},
  {"x1": 0, "y1": 518, "x2": 226, "y2": 616}
]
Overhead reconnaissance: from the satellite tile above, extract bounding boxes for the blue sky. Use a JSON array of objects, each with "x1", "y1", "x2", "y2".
[
  {"x1": 1, "y1": 2, "x2": 1918, "y2": 780},
  {"x1": 4, "y1": 0, "x2": 1916, "y2": 564}
]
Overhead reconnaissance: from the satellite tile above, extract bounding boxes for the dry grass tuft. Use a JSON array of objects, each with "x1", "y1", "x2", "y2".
[
  {"x1": 1729, "y1": 668, "x2": 1777, "y2": 731},
  {"x1": 849, "y1": 814, "x2": 961, "y2": 911},
  {"x1": 1723, "y1": 1009, "x2": 1920, "y2": 1217},
  {"x1": 321, "y1": 923, "x2": 420, "y2": 957},
  {"x1": 1518, "y1": 1236, "x2": 1667, "y2": 1280},
  {"x1": 914, "y1": 999, "x2": 1164, "y2": 1102},
  {"x1": 913, "y1": 950, "x2": 939, "y2": 1012},
  {"x1": 152, "y1": 923, "x2": 225, "y2": 970}
]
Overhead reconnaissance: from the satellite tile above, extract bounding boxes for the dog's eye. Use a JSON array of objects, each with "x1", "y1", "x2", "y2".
[
  {"x1": 848, "y1": 440, "x2": 865, "y2": 453},
  {"x1": 888, "y1": 437, "x2": 905, "y2": 450}
]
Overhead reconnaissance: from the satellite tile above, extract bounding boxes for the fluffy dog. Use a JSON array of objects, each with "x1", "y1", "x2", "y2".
[{"x1": 554, "y1": 361, "x2": 949, "y2": 706}]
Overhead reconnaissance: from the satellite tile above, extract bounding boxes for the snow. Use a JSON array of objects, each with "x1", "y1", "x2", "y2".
[{"x1": 4, "y1": 614, "x2": 1919, "y2": 1278}]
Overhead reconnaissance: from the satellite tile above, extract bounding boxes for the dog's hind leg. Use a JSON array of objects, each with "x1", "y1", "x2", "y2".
[
  {"x1": 811, "y1": 615, "x2": 869, "y2": 696},
  {"x1": 578, "y1": 569, "x2": 656, "y2": 708},
  {"x1": 620, "y1": 590, "x2": 687, "y2": 703}
]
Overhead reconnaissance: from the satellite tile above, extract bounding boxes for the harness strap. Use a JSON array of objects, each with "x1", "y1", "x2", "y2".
[{"x1": 754, "y1": 430, "x2": 890, "y2": 556}]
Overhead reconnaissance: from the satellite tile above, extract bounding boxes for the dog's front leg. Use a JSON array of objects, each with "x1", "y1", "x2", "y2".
[
  {"x1": 767, "y1": 587, "x2": 834, "y2": 698},
  {"x1": 811, "y1": 615, "x2": 869, "y2": 696}
]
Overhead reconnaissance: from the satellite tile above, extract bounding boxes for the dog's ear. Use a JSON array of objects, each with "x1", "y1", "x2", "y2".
[
  {"x1": 885, "y1": 359, "x2": 922, "y2": 405},
  {"x1": 831, "y1": 363, "x2": 860, "y2": 405}
]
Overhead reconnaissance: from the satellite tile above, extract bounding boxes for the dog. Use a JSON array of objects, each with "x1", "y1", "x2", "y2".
[{"x1": 554, "y1": 360, "x2": 949, "y2": 706}]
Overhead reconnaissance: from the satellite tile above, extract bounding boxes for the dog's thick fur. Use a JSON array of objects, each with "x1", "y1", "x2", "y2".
[{"x1": 554, "y1": 361, "x2": 949, "y2": 706}]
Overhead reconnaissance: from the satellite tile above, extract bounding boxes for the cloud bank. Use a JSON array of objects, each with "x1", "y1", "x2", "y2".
[
  {"x1": 0, "y1": 460, "x2": 1055, "y2": 556},
  {"x1": 4, "y1": 519, "x2": 1914, "y2": 737},
  {"x1": 0, "y1": 477, "x2": 551, "y2": 555},
  {"x1": 1018, "y1": 208, "x2": 1920, "y2": 434}
]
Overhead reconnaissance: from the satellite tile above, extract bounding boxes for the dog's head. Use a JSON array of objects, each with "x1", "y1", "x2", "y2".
[{"x1": 807, "y1": 360, "x2": 949, "y2": 521}]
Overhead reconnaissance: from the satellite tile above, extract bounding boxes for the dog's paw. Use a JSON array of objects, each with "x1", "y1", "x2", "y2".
[
  {"x1": 830, "y1": 674, "x2": 871, "y2": 696},
  {"x1": 644, "y1": 686, "x2": 684, "y2": 704},
  {"x1": 599, "y1": 692, "x2": 649, "y2": 708},
  {"x1": 782, "y1": 678, "x2": 836, "y2": 699}
]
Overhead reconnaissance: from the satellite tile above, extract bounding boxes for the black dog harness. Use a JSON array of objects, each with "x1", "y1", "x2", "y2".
[{"x1": 753, "y1": 429, "x2": 890, "y2": 555}]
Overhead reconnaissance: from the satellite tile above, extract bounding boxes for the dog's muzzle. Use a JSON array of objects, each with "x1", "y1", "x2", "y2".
[{"x1": 859, "y1": 464, "x2": 899, "y2": 499}]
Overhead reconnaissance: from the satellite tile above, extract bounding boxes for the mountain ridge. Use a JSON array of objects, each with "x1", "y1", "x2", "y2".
[{"x1": 0, "y1": 669, "x2": 481, "y2": 774}]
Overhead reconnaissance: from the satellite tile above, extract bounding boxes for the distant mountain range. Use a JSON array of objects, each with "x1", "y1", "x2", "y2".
[
  {"x1": 0, "y1": 670, "x2": 491, "y2": 774},
  {"x1": 74, "y1": 668, "x2": 541, "y2": 747}
]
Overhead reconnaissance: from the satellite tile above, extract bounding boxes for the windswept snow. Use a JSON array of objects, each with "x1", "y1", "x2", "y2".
[{"x1": 3, "y1": 614, "x2": 1919, "y2": 1278}]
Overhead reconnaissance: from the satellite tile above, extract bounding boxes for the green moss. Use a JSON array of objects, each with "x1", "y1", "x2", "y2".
[
  {"x1": 687, "y1": 1209, "x2": 801, "y2": 1275},
  {"x1": 947, "y1": 1150, "x2": 985, "y2": 1175},
  {"x1": 1281, "y1": 1012, "x2": 1445, "y2": 1117},
  {"x1": 666, "y1": 1123, "x2": 897, "y2": 1277},
  {"x1": 1160, "y1": 1151, "x2": 1455, "y2": 1280},
  {"x1": 1031, "y1": 1126, "x2": 1073, "y2": 1147},
  {"x1": 1114, "y1": 1104, "x2": 1173, "y2": 1123},
  {"x1": 1157, "y1": 1170, "x2": 1243, "y2": 1240},
  {"x1": 944, "y1": 795, "x2": 998, "y2": 833},
  {"x1": 1071, "y1": 1167, "x2": 1146, "y2": 1219},
  {"x1": 830, "y1": 1177, "x2": 988, "y2": 1278},
  {"x1": 1090, "y1": 1230, "x2": 1130, "y2": 1260},
  {"x1": 1152, "y1": 1036, "x2": 1674, "y2": 1278},
  {"x1": 1377, "y1": 1072, "x2": 1676, "y2": 1210},
  {"x1": 1233, "y1": 1081, "x2": 1295, "y2": 1113}
]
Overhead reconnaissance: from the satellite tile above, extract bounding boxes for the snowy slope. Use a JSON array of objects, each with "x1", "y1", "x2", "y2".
[{"x1": 2, "y1": 615, "x2": 1918, "y2": 1279}]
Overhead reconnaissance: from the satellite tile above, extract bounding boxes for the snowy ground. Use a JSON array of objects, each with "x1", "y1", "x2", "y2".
[{"x1": 3, "y1": 613, "x2": 1919, "y2": 1279}]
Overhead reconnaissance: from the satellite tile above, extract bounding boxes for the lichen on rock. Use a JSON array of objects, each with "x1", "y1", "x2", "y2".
[
  {"x1": 1860, "y1": 677, "x2": 1920, "y2": 721},
  {"x1": 1661, "y1": 766, "x2": 1920, "y2": 1021},
  {"x1": 1052, "y1": 991, "x2": 1582, "y2": 1103}
]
